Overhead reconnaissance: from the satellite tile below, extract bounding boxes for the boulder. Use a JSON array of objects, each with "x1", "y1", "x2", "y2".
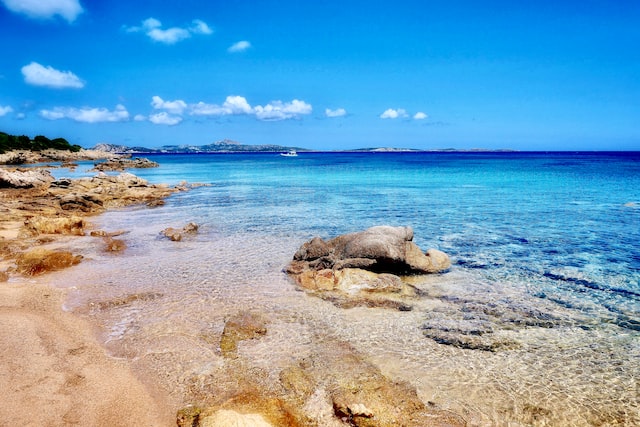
[
  {"x1": 0, "y1": 168, "x2": 53, "y2": 188},
  {"x1": 286, "y1": 226, "x2": 449, "y2": 309},
  {"x1": 294, "y1": 226, "x2": 450, "y2": 275}
]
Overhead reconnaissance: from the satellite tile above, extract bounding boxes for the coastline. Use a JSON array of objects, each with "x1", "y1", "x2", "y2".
[
  {"x1": 0, "y1": 150, "x2": 469, "y2": 426},
  {"x1": 0, "y1": 150, "x2": 179, "y2": 426},
  {"x1": 3, "y1": 150, "x2": 637, "y2": 425}
]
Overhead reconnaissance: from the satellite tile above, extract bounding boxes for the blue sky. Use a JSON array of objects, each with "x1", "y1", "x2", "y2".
[{"x1": 1, "y1": 0, "x2": 639, "y2": 150}]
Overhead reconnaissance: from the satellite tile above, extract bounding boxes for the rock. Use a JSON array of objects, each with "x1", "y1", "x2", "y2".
[
  {"x1": 0, "y1": 149, "x2": 118, "y2": 165},
  {"x1": 16, "y1": 249, "x2": 82, "y2": 275},
  {"x1": 22, "y1": 216, "x2": 86, "y2": 236},
  {"x1": 276, "y1": 342, "x2": 467, "y2": 427},
  {"x1": 161, "y1": 222, "x2": 199, "y2": 242},
  {"x1": 0, "y1": 270, "x2": 8, "y2": 282},
  {"x1": 220, "y1": 311, "x2": 268, "y2": 358},
  {"x1": 90, "y1": 230, "x2": 126, "y2": 237},
  {"x1": 176, "y1": 406, "x2": 203, "y2": 427},
  {"x1": 103, "y1": 237, "x2": 127, "y2": 252},
  {"x1": 293, "y1": 236, "x2": 332, "y2": 260},
  {"x1": 294, "y1": 226, "x2": 449, "y2": 275},
  {"x1": 199, "y1": 409, "x2": 273, "y2": 427},
  {"x1": 0, "y1": 168, "x2": 53, "y2": 188},
  {"x1": 91, "y1": 157, "x2": 159, "y2": 172},
  {"x1": 286, "y1": 226, "x2": 449, "y2": 309},
  {"x1": 58, "y1": 193, "x2": 104, "y2": 212}
]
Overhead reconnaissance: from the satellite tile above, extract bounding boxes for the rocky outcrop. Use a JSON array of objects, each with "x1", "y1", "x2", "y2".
[
  {"x1": 48, "y1": 172, "x2": 177, "y2": 212},
  {"x1": 0, "y1": 170, "x2": 183, "y2": 281},
  {"x1": 0, "y1": 149, "x2": 118, "y2": 165},
  {"x1": 285, "y1": 226, "x2": 450, "y2": 310},
  {"x1": 176, "y1": 336, "x2": 466, "y2": 427},
  {"x1": 91, "y1": 157, "x2": 159, "y2": 172},
  {"x1": 0, "y1": 168, "x2": 54, "y2": 188}
]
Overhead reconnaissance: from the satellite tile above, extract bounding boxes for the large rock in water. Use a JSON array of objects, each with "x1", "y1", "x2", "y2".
[{"x1": 286, "y1": 226, "x2": 450, "y2": 310}]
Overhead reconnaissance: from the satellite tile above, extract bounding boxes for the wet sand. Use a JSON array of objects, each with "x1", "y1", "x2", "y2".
[
  {"x1": 0, "y1": 280, "x2": 175, "y2": 426},
  {"x1": 0, "y1": 154, "x2": 179, "y2": 426}
]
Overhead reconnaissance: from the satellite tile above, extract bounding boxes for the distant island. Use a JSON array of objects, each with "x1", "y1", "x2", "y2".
[
  {"x1": 93, "y1": 140, "x2": 309, "y2": 154},
  {"x1": 1, "y1": 130, "x2": 515, "y2": 155},
  {"x1": 93, "y1": 140, "x2": 516, "y2": 154}
]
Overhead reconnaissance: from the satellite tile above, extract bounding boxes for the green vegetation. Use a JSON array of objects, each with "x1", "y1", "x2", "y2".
[{"x1": 0, "y1": 131, "x2": 82, "y2": 154}]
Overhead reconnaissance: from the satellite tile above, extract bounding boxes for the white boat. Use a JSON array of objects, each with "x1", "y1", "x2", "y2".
[{"x1": 280, "y1": 150, "x2": 298, "y2": 157}]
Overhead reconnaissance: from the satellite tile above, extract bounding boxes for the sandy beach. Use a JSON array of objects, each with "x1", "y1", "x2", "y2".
[
  {"x1": 0, "y1": 153, "x2": 178, "y2": 426},
  {"x1": 0, "y1": 280, "x2": 175, "y2": 426}
]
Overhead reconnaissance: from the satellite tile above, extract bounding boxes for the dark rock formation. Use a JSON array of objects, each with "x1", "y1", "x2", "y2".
[{"x1": 285, "y1": 226, "x2": 450, "y2": 310}]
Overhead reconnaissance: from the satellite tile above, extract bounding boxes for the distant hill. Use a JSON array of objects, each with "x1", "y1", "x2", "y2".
[
  {"x1": 92, "y1": 140, "x2": 517, "y2": 154},
  {"x1": 93, "y1": 139, "x2": 305, "y2": 154}
]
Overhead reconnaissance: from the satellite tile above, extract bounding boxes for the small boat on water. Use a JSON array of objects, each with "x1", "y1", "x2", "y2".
[{"x1": 280, "y1": 150, "x2": 298, "y2": 157}]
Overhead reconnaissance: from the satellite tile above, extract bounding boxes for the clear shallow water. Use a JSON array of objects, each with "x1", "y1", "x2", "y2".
[{"x1": 49, "y1": 152, "x2": 639, "y2": 425}]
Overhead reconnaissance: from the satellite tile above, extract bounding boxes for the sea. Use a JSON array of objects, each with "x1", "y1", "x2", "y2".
[{"x1": 46, "y1": 151, "x2": 639, "y2": 426}]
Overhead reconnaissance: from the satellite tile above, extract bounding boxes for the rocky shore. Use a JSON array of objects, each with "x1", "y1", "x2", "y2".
[
  {"x1": 1, "y1": 151, "x2": 469, "y2": 426},
  {"x1": 0, "y1": 148, "x2": 120, "y2": 165},
  {"x1": 0, "y1": 151, "x2": 183, "y2": 425}
]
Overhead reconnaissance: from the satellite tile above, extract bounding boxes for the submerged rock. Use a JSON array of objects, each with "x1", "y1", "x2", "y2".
[
  {"x1": 286, "y1": 226, "x2": 449, "y2": 310},
  {"x1": 15, "y1": 248, "x2": 82, "y2": 275},
  {"x1": 220, "y1": 311, "x2": 268, "y2": 358},
  {"x1": 161, "y1": 222, "x2": 199, "y2": 241},
  {"x1": 199, "y1": 409, "x2": 273, "y2": 427}
]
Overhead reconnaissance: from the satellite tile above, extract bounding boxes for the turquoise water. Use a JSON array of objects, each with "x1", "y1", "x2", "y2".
[
  {"x1": 138, "y1": 151, "x2": 640, "y2": 313},
  {"x1": 50, "y1": 152, "x2": 639, "y2": 425}
]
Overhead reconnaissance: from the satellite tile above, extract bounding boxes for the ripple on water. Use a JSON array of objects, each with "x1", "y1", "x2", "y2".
[{"x1": 44, "y1": 204, "x2": 640, "y2": 426}]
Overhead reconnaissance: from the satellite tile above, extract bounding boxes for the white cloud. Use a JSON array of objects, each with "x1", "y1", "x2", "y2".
[
  {"x1": 40, "y1": 104, "x2": 129, "y2": 123},
  {"x1": 126, "y1": 17, "x2": 212, "y2": 44},
  {"x1": 325, "y1": 108, "x2": 347, "y2": 118},
  {"x1": 191, "y1": 19, "x2": 213, "y2": 35},
  {"x1": 190, "y1": 95, "x2": 252, "y2": 116},
  {"x1": 1, "y1": 0, "x2": 83, "y2": 22},
  {"x1": 380, "y1": 108, "x2": 408, "y2": 119},
  {"x1": 151, "y1": 96, "x2": 187, "y2": 114},
  {"x1": 134, "y1": 114, "x2": 146, "y2": 121},
  {"x1": 413, "y1": 112, "x2": 428, "y2": 120},
  {"x1": 22, "y1": 62, "x2": 84, "y2": 89},
  {"x1": 190, "y1": 101, "x2": 229, "y2": 116},
  {"x1": 254, "y1": 100, "x2": 312, "y2": 121},
  {"x1": 149, "y1": 112, "x2": 182, "y2": 126},
  {"x1": 148, "y1": 27, "x2": 191, "y2": 44},
  {"x1": 228, "y1": 40, "x2": 251, "y2": 53},
  {"x1": 189, "y1": 96, "x2": 310, "y2": 121},
  {"x1": 222, "y1": 95, "x2": 253, "y2": 114},
  {"x1": 0, "y1": 105, "x2": 13, "y2": 116}
]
